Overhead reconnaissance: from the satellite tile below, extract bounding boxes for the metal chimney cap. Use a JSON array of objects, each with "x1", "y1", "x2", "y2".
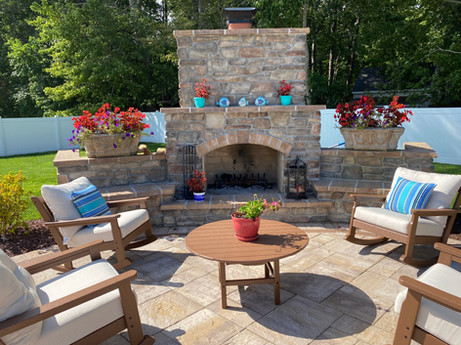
[{"x1": 223, "y1": 7, "x2": 257, "y2": 22}]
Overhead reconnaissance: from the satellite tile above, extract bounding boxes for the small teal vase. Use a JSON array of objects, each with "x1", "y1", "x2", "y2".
[
  {"x1": 280, "y1": 95, "x2": 292, "y2": 106},
  {"x1": 194, "y1": 97, "x2": 205, "y2": 108}
]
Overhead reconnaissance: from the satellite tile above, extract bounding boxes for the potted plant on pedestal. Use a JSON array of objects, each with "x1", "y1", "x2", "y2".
[
  {"x1": 277, "y1": 80, "x2": 293, "y2": 106},
  {"x1": 68, "y1": 103, "x2": 153, "y2": 158},
  {"x1": 231, "y1": 194, "x2": 281, "y2": 241},
  {"x1": 186, "y1": 170, "x2": 207, "y2": 202},
  {"x1": 194, "y1": 78, "x2": 211, "y2": 108},
  {"x1": 334, "y1": 95, "x2": 413, "y2": 150}
]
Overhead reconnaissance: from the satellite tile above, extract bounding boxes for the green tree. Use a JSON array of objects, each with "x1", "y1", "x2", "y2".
[{"x1": 0, "y1": 0, "x2": 45, "y2": 117}]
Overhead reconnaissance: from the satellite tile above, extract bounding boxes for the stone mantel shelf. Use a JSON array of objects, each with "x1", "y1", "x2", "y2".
[
  {"x1": 161, "y1": 104, "x2": 326, "y2": 114},
  {"x1": 174, "y1": 28, "x2": 310, "y2": 37}
]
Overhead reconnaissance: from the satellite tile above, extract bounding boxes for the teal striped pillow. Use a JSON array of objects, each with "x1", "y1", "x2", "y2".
[
  {"x1": 385, "y1": 176, "x2": 436, "y2": 214},
  {"x1": 71, "y1": 184, "x2": 111, "y2": 224}
]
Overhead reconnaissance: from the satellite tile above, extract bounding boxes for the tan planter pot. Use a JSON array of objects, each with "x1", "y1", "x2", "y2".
[
  {"x1": 83, "y1": 133, "x2": 141, "y2": 158},
  {"x1": 340, "y1": 127, "x2": 405, "y2": 151}
]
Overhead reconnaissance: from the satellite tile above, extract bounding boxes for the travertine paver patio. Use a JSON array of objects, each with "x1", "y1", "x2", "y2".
[{"x1": 13, "y1": 223, "x2": 461, "y2": 345}]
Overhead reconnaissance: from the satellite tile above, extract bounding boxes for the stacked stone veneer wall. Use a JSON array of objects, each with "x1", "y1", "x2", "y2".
[
  {"x1": 53, "y1": 150, "x2": 172, "y2": 226},
  {"x1": 320, "y1": 146, "x2": 436, "y2": 180},
  {"x1": 312, "y1": 144, "x2": 437, "y2": 222},
  {"x1": 175, "y1": 28, "x2": 309, "y2": 107},
  {"x1": 162, "y1": 105, "x2": 325, "y2": 197}
]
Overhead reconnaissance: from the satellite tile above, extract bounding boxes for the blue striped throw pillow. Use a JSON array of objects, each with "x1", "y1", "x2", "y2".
[
  {"x1": 385, "y1": 176, "x2": 436, "y2": 214},
  {"x1": 71, "y1": 184, "x2": 111, "y2": 223}
]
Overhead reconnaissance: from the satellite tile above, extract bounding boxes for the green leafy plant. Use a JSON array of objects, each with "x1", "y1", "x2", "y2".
[
  {"x1": 0, "y1": 171, "x2": 30, "y2": 238},
  {"x1": 233, "y1": 194, "x2": 281, "y2": 220}
]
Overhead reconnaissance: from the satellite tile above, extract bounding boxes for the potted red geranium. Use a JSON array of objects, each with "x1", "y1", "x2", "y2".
[
  {"x1": 194, "y1": 78, "x2": 211, "y2": 108},
  {"x1": 186, "y1": 170, "x2": 207, "y2": 202},
  {"x1": 334, "y1": 95, "x2": 413, "y2": 150},
  {"x1": 277, "y1": 80, "x2": 293, "y2": 106}
]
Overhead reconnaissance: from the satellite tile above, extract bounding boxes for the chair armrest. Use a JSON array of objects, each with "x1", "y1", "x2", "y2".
[
  {"x1": 0, "y1": 269, "x2": 137, "y2": 337},
  {"x1": 434, "y1": 242, "x2": 461, "y2": 265},
  {"x1": 411, "y1": 208, "x2": 458, "y2": 217},
  {"x1": 106, "y1": 196, "x2": 149, "y2": 208},
  {"x1": 399, "y1": 275, "x2": 461, "y2": 313},
  {"x1": 44, "y1": 214, "x2": 121, "y2": 228},
  {"x1": 350, "y1": 193, "x2": 387, "y2": 202},
  {"x1": 19, "y1": 240, "x2": 104, "y2": 274}
]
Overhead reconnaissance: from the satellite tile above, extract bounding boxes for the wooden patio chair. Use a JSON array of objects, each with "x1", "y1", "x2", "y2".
[
  {"x1": 346, "y1": 167, "x2": 461, "y2": 266},
  {"x1": 0, "y1": 240, "x2": 155, "y2": 345},
  {"x1": 32, "y1": 176, "x2": 157, "y2": 270},
  {"x1": 393, "y1": 242, "x2": 461, "y2": 345}
]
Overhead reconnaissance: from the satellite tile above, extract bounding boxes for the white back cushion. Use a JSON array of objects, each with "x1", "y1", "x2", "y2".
[
  {"x1": 0, "y1": 250, "x2": 42, "y2": 345},
  {"x1": 387, "y1": 167, "x2": 461, "y2": 227},
  {"x1": 41, "y1": 176, "x2": 93, "y2": 239}
]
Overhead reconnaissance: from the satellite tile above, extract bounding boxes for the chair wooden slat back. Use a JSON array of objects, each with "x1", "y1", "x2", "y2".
[{"x1": 31, "y1": 196, "x2": 55, "y2": 223}]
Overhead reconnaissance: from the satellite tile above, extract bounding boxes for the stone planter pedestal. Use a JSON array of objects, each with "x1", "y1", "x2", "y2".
[
  {"x1": 84, "y1": 134, "x2": 141, "y2": 158},
  {"x1": 340, "y1": 127, "x2": 405, "y2": 151}
]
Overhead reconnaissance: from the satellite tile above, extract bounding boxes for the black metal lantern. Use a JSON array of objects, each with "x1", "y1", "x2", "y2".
[{"x1": 286, "y1": 156, "x2": 307, "y2": 199}]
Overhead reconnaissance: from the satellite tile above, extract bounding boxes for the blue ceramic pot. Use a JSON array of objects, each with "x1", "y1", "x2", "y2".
[
  {"x1": 193, "y1": 192, "x2": 206, "y2": 202},
  {"x1": 194, "y1": 97, "x2": 205, "y2": 108},
  {"x1": 280, "y1": 95, "x2": 292, "y2": 106}
]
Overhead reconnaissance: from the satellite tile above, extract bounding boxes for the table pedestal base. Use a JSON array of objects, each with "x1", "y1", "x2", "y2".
[{"x1": 218, "y1": 260, "x2": 280, "y2": 309}]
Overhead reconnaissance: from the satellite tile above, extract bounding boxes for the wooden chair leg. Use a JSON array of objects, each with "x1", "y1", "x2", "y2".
[
  {"x1": 119, "y1": 279, "x2": 155, "y2": 345},
  {"x1": 393, "y1": 289, "x2": 422, "y2": 345}
]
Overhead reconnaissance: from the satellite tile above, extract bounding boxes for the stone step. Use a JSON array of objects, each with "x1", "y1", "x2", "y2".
[{"x1": 160, "y1": 191, "x2": 333, "y2": 227}]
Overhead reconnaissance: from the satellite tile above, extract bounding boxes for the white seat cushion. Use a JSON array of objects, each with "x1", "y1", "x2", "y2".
[
  {"x1": 0, "y1": 250, "x2": 42, "y2": 345},
  {"x1": 36, "y1": 259, "x2": 124, "y2": 345},
  {"x1": 66, "y1": 208, "x2": 149, "y2": 247},
  {"x1": 388, "y1": 167, "x2": 461, "y2": 227},
  {"x1": 41, "y1": 177, "x2": 93, "y2": 239},
  {"x1": 355, "y1": 206, "x2": 444, "y2": 237},
  {"x1": 395, "y1": 263, "x2": 461, "y2": 345}
]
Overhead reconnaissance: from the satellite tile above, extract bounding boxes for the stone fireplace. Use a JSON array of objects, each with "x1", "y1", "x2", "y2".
[
  {"x1": 50, "y1": 29, "x2": 438, "y2": 228},
  {"x1": 162, "y1": 28, "x2": 325, "y2": 198}
]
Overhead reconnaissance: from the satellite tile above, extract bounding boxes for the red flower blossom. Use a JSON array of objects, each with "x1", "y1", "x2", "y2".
[
  {"x1": 68, "y1": 103, "x2": 151, "y2": 146},
  {"x1": 194, "y1": 78, "x2": 211, "y2": 99},
  {"x1": 334, "y1": 95, "x2": 412, "y2": 128},
  {"x1": 277, "y1": 80, "x2": 293, "y2": 96}
]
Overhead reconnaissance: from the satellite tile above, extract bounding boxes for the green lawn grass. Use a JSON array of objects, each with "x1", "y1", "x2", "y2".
[
  {"x1": 0, "y1": 151, "x2": 57, "y2": 221},
  {"x1": 0, "y1": 142, "x2": 166, "y2": 221},
  {"x1": 434, "y1": 162, "x2": 461, "y2": 175},
  {"x1": 0, "y1": 150, "x2": 459, "y2": 222}
]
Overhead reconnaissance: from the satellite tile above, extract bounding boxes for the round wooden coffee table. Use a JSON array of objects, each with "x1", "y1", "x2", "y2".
[{"x1": 185, "y1": 219, "x2": 309, "y2": 308}]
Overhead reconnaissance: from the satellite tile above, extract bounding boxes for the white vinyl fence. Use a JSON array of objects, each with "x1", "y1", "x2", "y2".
[
  {"x1": 0, "y1": 112, "x2": 165, "y2": 157},
  {"x1": 0, "y1": 109, "x2": 460, "y2": 164}
]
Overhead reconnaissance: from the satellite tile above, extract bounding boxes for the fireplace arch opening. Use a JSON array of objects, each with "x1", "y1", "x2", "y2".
[{"x1": 203, "y1": 144, "x2": 285, "y2": 193}]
